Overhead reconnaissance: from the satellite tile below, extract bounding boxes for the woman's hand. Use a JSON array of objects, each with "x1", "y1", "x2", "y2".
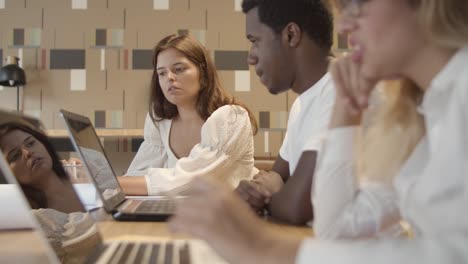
[
  {"x1": 329, "y1": 54, "x2": 378, "y2": 128},
  {"x1": 169, "y1": 177, "x2": 299, "y2": 264}
]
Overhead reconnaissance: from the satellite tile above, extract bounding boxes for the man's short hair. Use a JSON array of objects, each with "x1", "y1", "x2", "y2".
[{"x1": 242, "y1": 0, "x2": 333, "y2": 51}]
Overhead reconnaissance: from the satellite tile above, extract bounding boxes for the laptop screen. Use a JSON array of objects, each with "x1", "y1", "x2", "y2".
[
  {"x1": 0, "y1": 112, "x2": 104, "y2": 263},
  {"x1": 60, "y1": 110, "x2": 126, "y2": 212}
]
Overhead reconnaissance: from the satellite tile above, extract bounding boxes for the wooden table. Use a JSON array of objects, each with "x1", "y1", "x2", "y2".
[{"x1": 0, "y1": 208, "x2": 313, "y2": 263}]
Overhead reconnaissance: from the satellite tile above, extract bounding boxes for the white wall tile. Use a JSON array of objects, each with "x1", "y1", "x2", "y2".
[
  {"x1": 70, "y1": 69, "x2": 86, "y2": 91},
  {"x1": 235, "y1": 70, "x2": 250, "y2": 92},
  {"x1": 100, "y1": 49, "x2": 106, "y2": 71},
  {"x1": 18, "y1": 48, "x2": 23, "y2": 68},
  {"x1": 235, "y1": 0, "x2": 242, "y2": 12},
  {"x1": 264, "y1": 131, "x2": 269, "y2": 153},
  {"x1": 153, "y1": 0, "x2": 169, "y2": 10},
  {"x1": 72, "y1": 0, "x2": 87, "y2": 10}
]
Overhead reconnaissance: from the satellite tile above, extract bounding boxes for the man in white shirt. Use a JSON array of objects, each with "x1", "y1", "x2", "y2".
[{"x1": 235, "y1": 0, "x2": 335, "y2": 225}]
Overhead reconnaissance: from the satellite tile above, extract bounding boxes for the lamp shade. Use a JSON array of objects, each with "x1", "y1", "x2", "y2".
[{"x1": 0, "y1": 64, "x2": 27, "y2": 87}]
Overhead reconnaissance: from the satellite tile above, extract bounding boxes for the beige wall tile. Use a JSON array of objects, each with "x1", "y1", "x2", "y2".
[
  {"x1": 123, "y1": 29, "x2": 138, "y2": 49},
  {"x1": 191, "y1": 0, "x2": 235, "y2": 12},
  {"x1": 18, "y1": 48, "x2": 38, "y2": 70},
  {"x1": 136, "y1": 109, "x2": 148, "y2": 128},
  {"x1": 137, "y1": 28, "x2": 173, "y2": 49},
  {"x1": 55, "y1": 28, "x2": 86, "y2": 49},
  {"x1": 44, "y1": 8, "x2": 124, "y2": 30},
  {"x1": 106, "y1": 70, "x2": 152, "y2": 113},
  {"x1": 0, "y1": 9, "x2": 42, "y2": 31},
  {"x1": 125, "y1": 9, "x2": 205, "y2": 33},
  {"x1": 6, "y1": 0, "x2": 26, "y2": 8},
  {"x1": 217, "y1": 70, "x2": 235, "y2": 94},
  {"x1": 287, "y1": 90, "x2": 298, "y2": 110},
  {"x1": 171, "y1": 0, "x2": 189, "y2": 11},
  {"x1": 104, "y1": 48, "x2": 120, "y2": 70},
  {"x1": 205, "y1": 10, "x2": 248, "y2": 50},
  {"x1": 108, "y1": 0, "x2": 152, "y2": 9},
  {"x1": 26, "y1": 0, "x2": 70, "y2": 8},
  {"x1": 123, "y1": 109, "x2": 138, "y2": 129},
  {"x1": 23, "y1": 84, "x2": 41, "y2": 112},
  {"x1": 87, "y1": 0, "x2": 107, "y2": 8},
  {"x1": 0, "y1": 87, "x2": 17, "y2": 110}
]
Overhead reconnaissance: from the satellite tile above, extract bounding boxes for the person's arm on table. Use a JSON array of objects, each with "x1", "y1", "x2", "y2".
[
  {"x1": 267, "y1": 151, "x2": 317, "y2": 225},
  {"x1": 117, "y1": 176, "x2": 148, "y2": 196}
]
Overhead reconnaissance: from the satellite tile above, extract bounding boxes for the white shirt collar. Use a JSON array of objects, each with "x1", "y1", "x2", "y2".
[
  {"x1": 299, "y1": 72, "x2": 331, "y2": 100},
  {"x1": 420, "y1": 46, "x2": 468, "y2": 113}
]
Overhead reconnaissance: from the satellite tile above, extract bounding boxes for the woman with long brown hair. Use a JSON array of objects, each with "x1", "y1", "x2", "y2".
[{"x1": 120, "y1": 34, "x2": 258, "y2": 195}]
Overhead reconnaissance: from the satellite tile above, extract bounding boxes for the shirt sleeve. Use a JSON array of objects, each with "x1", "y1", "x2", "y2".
[
  {"x1": 145, "y1": 105, "x2": 254, "y2": 195},
  {"x1": 125, "y1": 113, "x2": 168, "y2": 176},
  {"x1": 312, "y1": 127, "x2": 400, "y2": 239}
]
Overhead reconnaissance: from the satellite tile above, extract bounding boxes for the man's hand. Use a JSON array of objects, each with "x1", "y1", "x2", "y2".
[
  {"x1": 235, "y1": 180, "x2": 271, "y2": 211},
  {"x1": 252, "y1": 170, "x2": 284, "y2": 194}
]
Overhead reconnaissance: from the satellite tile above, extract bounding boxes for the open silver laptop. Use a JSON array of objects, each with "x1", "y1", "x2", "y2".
[
  {"x1": 59, "y1": 109, "x2": 182, "y2": 221},
  {"x1": 0, "y1": 112, "x2": 226, "y2": 264}
]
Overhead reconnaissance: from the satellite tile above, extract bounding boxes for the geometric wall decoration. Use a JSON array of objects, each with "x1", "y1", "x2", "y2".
[
  {"x1": 235, "y1": 0, "x2": 242, "y2": 12},
  {"x1": 178, "y1": 29, "x2": 206, "y2": 46},
  {"x1": 50, "y1": 49, "x2": 86, "y2": 69},
  {"x1": 96, "y1": 29, "x2": 106, "y2": 46},
  {"x1": 0, "y1": 0, "x2": 329, "y2": 159},
  {"x1": 70, "y1": 69, "x2": 86, "y2": 91},
  {"x1": 259, "y1": 111, "x2": 270, "y2": 129},
  {"x1": 41, "y1": 49, "x2": 47, "y2": 69},
  {"x1": 256, "y1": 111, "x2": 288, "y2": 130},
  {"x1": 263, "y1": 131, "x2": 269, "y2": 153},
  {"x1": 270, "y1": 111, "x2": 288, "y2": 129},
  {"x1": 191, "y1": 29, "x2": 206, "y2": 46},
  {"x1": 177, "y1": 29, "x2": 189, "y2": 36},
  {"x1": 95, "y1": 29, "x2": 124, "y2": 47},
  {"x1": 153, "y1": 0, "x2": 169, "y2": 10},
  {"x1": 27, "y1": 28, "x2": 42, "y2": 47},
  {"x1": 118, "y1": 137, "x2": 132, "y2": 152},
  {"x1": 107, "y1": 110, "x2": 123, "y2": 128},
  {"x1": 17, "y1": 48, "x2": 23, "y2": 67},
  {"x1": 94, "y1": 110, "x2": 106, "y2": 128},
  {"x1": 13, "y1": 29, "x2": 24, "y2": 46},
  {"x1": 12, "y1": 28, "x2": 42, "y2": 47},
  {"x1": 234, "y1": 70, "x2": 250, "y2": 92},
  {"x1": 132, "y1": 49, "x2": 153, "y2": 70},
  {"x1": 109, "y1": 29, "x2": 124, "y2": 47},
  {"x1": 72, "y1": 0, "x2": 87, "y2": 10},
  {"x1": 214, "y1": 50, "x2": 249, "y2": 70},
  {"x1": 123, "y1": 49, "x2": 129, "y2": 70},
  {"x1": 100, "y1": 49, "x2": 106, "y2": 70}
]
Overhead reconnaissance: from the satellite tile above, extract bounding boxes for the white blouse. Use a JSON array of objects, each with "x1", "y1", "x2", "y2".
[
  {"x1": 126, "y1": 105, "x2": 256, "y2": 195},
  {"x1": 298, "y1": 47, "x2": 468, "y2": 263}
]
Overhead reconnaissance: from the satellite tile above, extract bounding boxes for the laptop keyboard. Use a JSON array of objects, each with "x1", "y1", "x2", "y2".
[
  {"x1": 134, "y1": 200, "x2": 176, "y2": 214},
  {"x1": 95, "y1": 241, "x2": 191, "y2": 264}
]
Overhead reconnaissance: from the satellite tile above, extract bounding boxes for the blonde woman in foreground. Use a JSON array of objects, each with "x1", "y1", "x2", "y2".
[{"x1": 169, "y1": 0, "x2": 468, "y2": 263}]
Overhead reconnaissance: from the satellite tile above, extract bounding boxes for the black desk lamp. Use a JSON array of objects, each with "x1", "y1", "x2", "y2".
[{"x1": 0, "y1": 56, "x2": 27, "y2": 112}]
